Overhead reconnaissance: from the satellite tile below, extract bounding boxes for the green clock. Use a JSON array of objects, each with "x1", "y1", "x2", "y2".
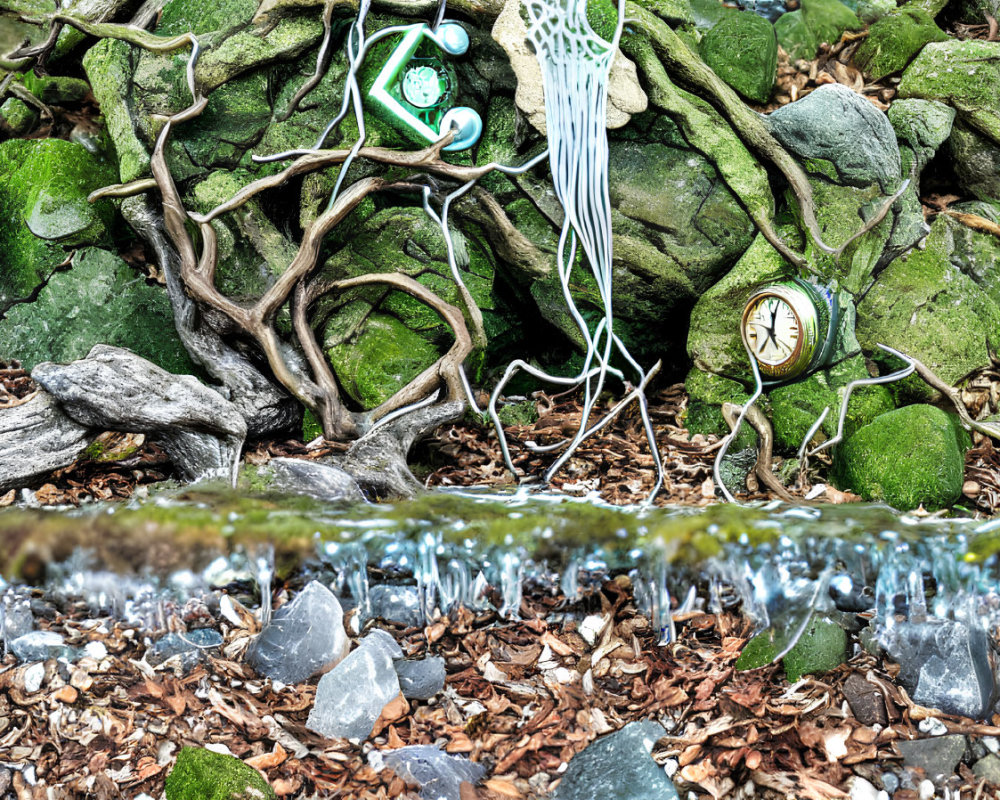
[{"x1": 740, "y1": 279, "x2": 838, "y2": 382}]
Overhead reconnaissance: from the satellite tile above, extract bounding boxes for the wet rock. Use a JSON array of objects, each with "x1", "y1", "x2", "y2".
[
  {"x1": 0, "y1": 248, "x2": 196, "y2": 375},
  {"x1": 378, "y1": 745, "x2": 486, "y2": 800},
  {"x1": 369, "y1": 585, "x2": 423, "y2": 627},
  {"x1": 884, "y1": 619, "x2": 993, "y2": 718},
  {"x1": 148, "y1": 629, "x2": 224, "y2": 670},
  {"x1": 843, "y1": 674, "x2": 889, "y2": 726},
  {"x1": 973, "y1": 754, "x2": 1000, "y2": 784},
  {"x1": 0, "y1": 392, "x2": 93, "y2": 493},
  {"x1": 855, "y1": 215, "x2": 1000, "y2": 394},
  {"x1": 554, "y1": 721, "x2": 676, "y2": 800},
  {"x1": 897, "y1": 735, "x2": 967, "y2": 780},
  {"x1": 165, "y1": 746, "x2": 276, "y2": 800},
  {"x1": 699, "y1": 12, "x2": 777, "y2": 103},
  {"x1": 396, "y1": 657, "x2": 447, "y2": 700},
  {"x1": 490, "y1": 0, "x2": 647, "y2": 133},
  {"x1": 11, "y1": 630, "x2": 74, "y2": 662},
  {"x1": 898, "y1": 39, "x2": 1000, "y2": 145},
  {"x1": 247, "y1": 581, "x2": 348, "y2": 685},
  {"x1": 267, "y1": 458, "x2": 364, "y2": 505},
  {"x1": 0, "y1": 138, "x2": 117, "y2": 310},
  {"x1": 853, "y1": 8, "x2": 947, "y2": 82},
  {"x1": 766, "y1": 84, "x2": 900, "y2": 191},
  {"x1": 835, "y1": 406, "x2": 970, "y2": 511},
  {"x1": 33, "y1": 345, "x2": 247, "y2": 481},
  {"x1": 307, "y1": 630, "x2": 402, "y2": 740}
]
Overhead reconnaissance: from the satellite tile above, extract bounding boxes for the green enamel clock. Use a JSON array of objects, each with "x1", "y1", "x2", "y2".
[{"x1": 740, "y1": 279, "x2": 838, "y2": 382}]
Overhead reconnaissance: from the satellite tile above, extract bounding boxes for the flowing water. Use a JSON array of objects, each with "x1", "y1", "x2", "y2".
[{"x1": 2, "y1": 484, "x2": 999, "y2": 655}]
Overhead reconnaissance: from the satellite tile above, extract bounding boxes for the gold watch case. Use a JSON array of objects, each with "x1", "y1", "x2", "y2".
[{"x1": 740, "y1": 280, "x2": 832, "y2": 382}]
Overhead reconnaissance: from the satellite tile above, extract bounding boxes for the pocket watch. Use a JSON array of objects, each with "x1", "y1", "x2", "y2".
[
  {"x1": 740, "y1": 279, "x2": 838, "y2": 382},
  {"x1": 368, "y1": 22, "x2": 483, "y2": 152}
]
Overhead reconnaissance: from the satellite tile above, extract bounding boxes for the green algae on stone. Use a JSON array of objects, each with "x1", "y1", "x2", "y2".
[
  {"x1": 948, "y1": 122, "x2": 1000, "y2": 206},
  {"x1": 165, "y1": 747, "x2": 276, "y2": 800},
  {"x1": 0, "y1": 98, "x2": 38, "y2": 136},
  {"x1": 687, "y1": 227, "x2": 802, "y2": 380},
  {"x1": 774, "y1": 10, "x2": 819, "y2": 61},
  {"x1": 0, "y1": 138, "x2": 117, "y2": 310},
  {"x1": 888, "y1": 98, "x2": 956, "y2": 172},
  {"x1": 327, "y1": 314, "x2": 442, "y2": 409},
  {"x1": 767, "y1": 354, "x2": 895, "y2": 452},
  {"x1": 800, "y1": 0, "x2": 862, "y2": 47},
  {"x1": 0, "y1": 248, "x2": 196, "y2": 374},
  {"x1": 21, "y1": 70, "x2": 91, "y2": 104},
  {"x1": 683, "y1": 367, "x2": 753, "y2": 436},
  {"x1": 736, "y1": 616, "x2": 847, "y2": 682},
  {"x1": 898, "y1": 39, "x2": 1000, "y2": 145},
  {"x1": 83, "y1": 37, "x2": 151, "y2": 182},
  {"x1": 853, "y1": 7, "x2": 948, "y2": 81},
  {"x1": 834, "y1": 404, "x2": 971, "y2": 510},
  {"x1": 699, "y1": 12, "x2": 777, "y2": 104},
  {"x1": 856, "y1": 214, "x2": 1000, "y2": 392},
  {"x1": 700, "y1": 11, "x2": 778, "y2": 103}
]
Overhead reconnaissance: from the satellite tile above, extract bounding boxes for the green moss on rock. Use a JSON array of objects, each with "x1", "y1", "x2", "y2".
[
  {"x1": 0, "y1": 138, "x2": 117, "y2": 310},
  {"x1": 898, "y1": 39, "x2": 1000, "y2": 145},
  {"x1": 0, "y1": 98, "x2": 38, "y2": 136},
  {"x1": 165, "y1": 747, "x2": 276, "y2": 800},
  {"x1": 834, "y1": 404, "x2": 971, "y2": 510},
  {"x1": 854, "y1": 7, "x2": 948, "y2": 81},
  {"x1": 699, "y1": 12, "x2": 777, "y2": 104},
  {"x1": 767, "y1": 355, "x2": 894, "y2": 452},
  {"x1": 948, "y1": 122, "x2": 1000, "y2": 206},
  {"x1": 0, "y1": 248, "x2": 196, "y2": 374},
  {"x1": 774, "y1": 10, "x2": 819, "y2": 61},
  {"x1": 855, "y1": 213, "x2": 1000, "y2": 391},
  {"x1": 800, "y1": 0, "x2": 863, "y2": 47}
]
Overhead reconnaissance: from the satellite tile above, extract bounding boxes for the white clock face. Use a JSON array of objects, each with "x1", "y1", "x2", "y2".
[{"x1": 743, "y1": 295, "x2": 802, "y2": 367}]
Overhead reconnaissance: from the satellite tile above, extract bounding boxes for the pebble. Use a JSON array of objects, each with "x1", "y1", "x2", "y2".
[
  {"x1": 23, "y1": 663, "x2": 44, "y2": 693},
  {"x1": 52, "y1": 685, "x2": 78, "y2": 704}
]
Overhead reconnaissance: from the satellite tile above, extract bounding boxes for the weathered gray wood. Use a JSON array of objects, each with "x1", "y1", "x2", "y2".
[
  {"x1": 33, "y1": 345, "x2": 246, "y2": 482},
  {"x1": 121, "y1": 196, "x2": 300, "y2": 439},
  {"x1": 0, "y1": 392, "x2": 93, "y2": 492}
]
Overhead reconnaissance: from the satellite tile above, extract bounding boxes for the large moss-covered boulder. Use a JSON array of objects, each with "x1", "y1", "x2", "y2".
[
  {"x1": 0, "y1": 138, "x2": 118, "y2": 311},
  {"x1": 699, "y1": 12, "x2": 777, "y2": 104},
  {"x1": 855, "y1": 213, "x2": 1000, "y2": 394},
  {"x1": 0, "y1": 248, "x2": 196, "y2": 374},
  {"x1": 898, "y1": 40, "x2": 1000, "y2": 145},
  {"x1": 853, "y1": 8, "x2": 948, "y2": 82},
  {"x1": 833, "y1": 404, "x2": 971, "y2": 510},
  {"x1": 165, "y1": 746, "x2": 276, "y2": 800}
]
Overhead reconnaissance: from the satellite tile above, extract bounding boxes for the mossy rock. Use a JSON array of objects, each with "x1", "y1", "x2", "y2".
[
  {"x1": 699, "y1": 12, "x2": 777, "y2": 104},
  {"x1": 853, "y1": 7, "x2": 948, "y2": 82},
  {"x1": 684, "y1": 367, "x2": 754, "y2": 436},
  {"x1": 888, "y1": 98, "x2": 956, "y2": 173},
  {"x1": 0, "y1": 138, "x2": 118, "y2": 311},
  {"x1": 0, "y1": 98, "x2": 38, "y2": 136},
  {"x1": 0, "y1": 248, "x2": 196, "y2": 375},
  {"x1": 833, "y1": 404, "x2": 971, "y2": 510},
  {"x1": 799, "y1": 0, "x2": 863, "y2": 47},
  {"x1": 898, "y1": 39, "x2": 1000, "y2": 145},
  {"x1": 767, "y1": 354, "x2": 895, "y2": 452},
  {"x1": 21, "y1": 70, "x2": 90, "y2": 104},
  {"x1": 736, "y1": 616, "x2": 847, "y2": 682},
  {"x1": 688, "y1": 0, "x2": 737, "y2": 31},
  {"x1": 774, "y1": 10, "x2": 820, "y2": 61},
  {"x1": 945, "y1": 201, "x2": 1000, "y2": 307},
  {"x1": 948, "y1": 122, "x2": 1000, "y2": 206},
  {"x1": 687, "y1": 227, "x2": 803, "y2": 380},
  {"x1": 165, "y1": 747, "x2": 276, "y2": 800},
  {"x1": 856, "y1": 213, "x2": 1000, "y2": 393}
]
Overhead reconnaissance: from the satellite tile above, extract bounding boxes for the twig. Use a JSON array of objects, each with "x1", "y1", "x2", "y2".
[{"x1": 943, "y1": 209, "x2": 1000, "y2": 241}]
